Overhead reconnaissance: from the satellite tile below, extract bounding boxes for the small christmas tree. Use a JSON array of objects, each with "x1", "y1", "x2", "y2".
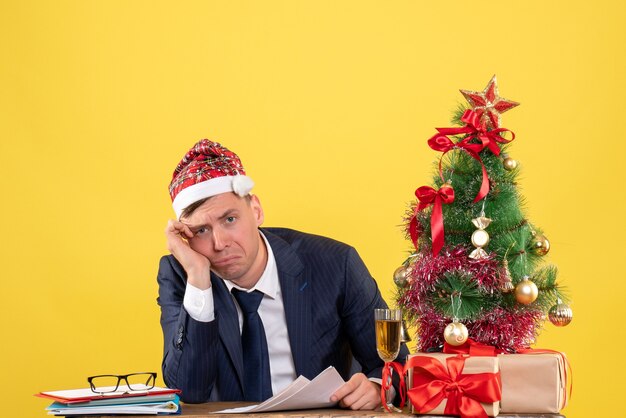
[{"x1": 396, "y1": 76, "x2": 573, "y2": 352}]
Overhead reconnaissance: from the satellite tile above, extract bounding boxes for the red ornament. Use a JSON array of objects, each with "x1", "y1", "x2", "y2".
[{"x1": 460, "y1": 75, "x2": 519, "y2": 129}]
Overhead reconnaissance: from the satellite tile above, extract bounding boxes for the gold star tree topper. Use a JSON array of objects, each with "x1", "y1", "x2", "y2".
[{"x1": 460, "y1": 75, "x2": 520, "y2": 129}]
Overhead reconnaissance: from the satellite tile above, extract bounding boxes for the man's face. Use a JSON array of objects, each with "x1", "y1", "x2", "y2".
[{"x1": 181, "y1": 193, "x2": 266, "y2": 288}]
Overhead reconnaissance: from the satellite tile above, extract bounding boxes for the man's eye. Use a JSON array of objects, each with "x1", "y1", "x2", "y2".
[
  {"x1": 196, "y1": 227, "x2": 208, "y2": 235},
  {"x1": 226, "y1": 216, "x2": 236, "y2": 223}
]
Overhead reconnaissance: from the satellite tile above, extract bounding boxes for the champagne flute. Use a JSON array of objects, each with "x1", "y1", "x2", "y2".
[{"x1": 375, "y1": 308, "x2": 402, "y2": 412}]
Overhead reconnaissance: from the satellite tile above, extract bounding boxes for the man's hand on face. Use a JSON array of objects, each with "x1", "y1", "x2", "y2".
[
  {"x1": 165, "y1": 219, "x2": 212, "y2": 290},
  {"x1": 330, "y1": 373, "x2": 382, "y2": 411}
]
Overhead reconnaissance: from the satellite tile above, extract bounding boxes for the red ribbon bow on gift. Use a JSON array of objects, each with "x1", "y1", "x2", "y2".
[
  {"x1": 442, "y1": 341, "x2": 573, "y2": 409},
  {"x1": 406, "y1": 355, "x2": 502, "y2": 418},
  {"x1": 428, "y1": 109, "x2": 516, "y2": 202},
  {"x1": 409, "y1": 184, "x2": 455, "y2": 256}
]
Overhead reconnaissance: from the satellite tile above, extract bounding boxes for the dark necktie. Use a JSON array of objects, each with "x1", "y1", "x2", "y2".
[{"x1": 231, "y1": 289, "x2": 273, "y2": 401}]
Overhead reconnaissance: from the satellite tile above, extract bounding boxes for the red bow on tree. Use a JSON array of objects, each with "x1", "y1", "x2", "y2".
[
  {"x1": 427, "y1": 109, "x2": 515, "y2": 202},
  {"x1": 438, "y1": 109, "x2": 515, "y2": 156},
  {"x1": 406, "y1": 355, "x2": 502, "y2": 418},
  {"x1": 409, "y1": 184, "x2": 454, "y2": 256}
]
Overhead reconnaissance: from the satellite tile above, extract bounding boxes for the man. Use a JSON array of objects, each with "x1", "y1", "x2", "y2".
[{"x1": 157, "y1": 140, "x2": 408, "y2": 409}]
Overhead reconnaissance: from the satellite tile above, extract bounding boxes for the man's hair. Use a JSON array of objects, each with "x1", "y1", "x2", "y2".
[{"x1": 180, "y1": 193, "x2": 252, "y2": 219}]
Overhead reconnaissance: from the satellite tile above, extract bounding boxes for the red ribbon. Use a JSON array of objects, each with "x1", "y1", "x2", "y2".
[
  {"x1": 410, "y1": 184, "x2": 455, "y2": 256},
  {"x1": 428, "y1": 109, "x2": 515, "y2": 202},
  {"x1": 405, "y1": 355, "x2": 501, "y2": 418},
  {"x1": 443, "y1": 338, "x2": 503, "y2": 357},
  {"x1": 381, "y1": 361, "x2": 406, "y2": 412},
  {"x1": 428, "y1": 134, "x2": 488, "y2": 203},
  {"x1": 437, "y1": 109, "x2": 515, "y2": 156}
]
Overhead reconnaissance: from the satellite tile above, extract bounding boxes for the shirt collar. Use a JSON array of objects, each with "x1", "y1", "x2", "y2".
[{"x1": 223, "y1": 231, "x2": 278, "y2": 299}]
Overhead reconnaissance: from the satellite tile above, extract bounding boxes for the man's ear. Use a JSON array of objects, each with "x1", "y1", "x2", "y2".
[{"x1": 249, "y1": 195, "x2": 264, "y2": 226}]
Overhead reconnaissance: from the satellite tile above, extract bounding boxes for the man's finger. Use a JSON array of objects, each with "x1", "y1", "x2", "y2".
[
  {"x1": 179, "y1": 223, "x2": 193, "y2": 238},
  {"x1": 333, "y1": 374, "x2": 382, "y2": 410},
  {"x1": 346, "y1": 394, "x2": 370, "y2": 411},
  {"x1": 330, "y1": 379, "x2": 356, "y2": 403},
  {"x1": 166, "y1": 221, "x2": 194, "y2": 243},
  {"x1": 339, "y1": 383, "x2": 368, "y2": 409}
]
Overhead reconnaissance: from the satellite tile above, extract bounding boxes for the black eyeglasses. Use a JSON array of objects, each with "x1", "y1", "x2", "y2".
[{"x1": 88, "y1": 372, "x2": 157, "y2": 394}]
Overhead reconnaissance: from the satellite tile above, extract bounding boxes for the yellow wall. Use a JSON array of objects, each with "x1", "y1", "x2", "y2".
[{"x1": 1, "y1": 1, "x2": 623, "y2": 416}]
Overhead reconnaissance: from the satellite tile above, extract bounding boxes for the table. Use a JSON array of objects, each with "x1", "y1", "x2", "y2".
[{"x1": 71, "y1": 402, "x2": 565, "y2": 417}]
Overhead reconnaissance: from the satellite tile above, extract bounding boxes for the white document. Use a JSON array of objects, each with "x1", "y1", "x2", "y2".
[
  {"x1": 214, "y1": 366, "x2": 345, "y2": 414},
  {"x1": 40, "y1": 385, "x2": 174, "y2": 401},
  {"x1": 47, "y1": 400, "x2": 179, "y2": 415}
]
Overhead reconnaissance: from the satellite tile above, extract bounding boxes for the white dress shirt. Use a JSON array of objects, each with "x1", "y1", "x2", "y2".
[{"x1": 183, "y1": 232, "x2": 297, "y2": 395}]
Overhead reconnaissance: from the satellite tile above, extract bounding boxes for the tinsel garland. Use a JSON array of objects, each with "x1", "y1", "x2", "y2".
[
  {"x1": 398, "y1": 246, "x2": 543, "y2": 352},
  {"x1": 405, "y1": 246, "x2": 502, "y2": 291},
  {"x1": 414, "y1": 305, "x2": 543, "y2": 352}
]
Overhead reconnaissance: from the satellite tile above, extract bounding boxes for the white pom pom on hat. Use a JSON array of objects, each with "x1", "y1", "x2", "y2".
[{"x1": 232, "y1": 175, "x2": 255, "y2": 197}]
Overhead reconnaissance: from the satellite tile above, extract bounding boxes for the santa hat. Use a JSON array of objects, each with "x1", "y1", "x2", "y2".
[{"x1": 169, "y1": 139, "x2": 254, "y2": 218}]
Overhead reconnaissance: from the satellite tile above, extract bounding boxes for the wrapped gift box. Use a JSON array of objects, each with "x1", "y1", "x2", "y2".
[
  {"x1": 406, "y1": 353, "x2": 500, "y2": 417},
  {"x1": 498, "y1": 352, "x2": 568, "y2": 413}
]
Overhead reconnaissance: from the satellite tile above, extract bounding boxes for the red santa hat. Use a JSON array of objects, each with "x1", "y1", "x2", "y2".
[{"x1": 169, "y1": 139, "x2": 254, "y2": 218}]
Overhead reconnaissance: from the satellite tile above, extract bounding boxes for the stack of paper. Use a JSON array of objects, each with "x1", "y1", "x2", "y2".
[
  {"x1": 214, "y1": 366, "x2": 346, "y2": 414},
  {"x1": 36, "y1": 385, "x2": 181, "y2": 416}
]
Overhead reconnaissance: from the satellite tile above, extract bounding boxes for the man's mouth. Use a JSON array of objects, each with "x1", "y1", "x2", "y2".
[{"x1": 212, "y1": 255, "x2": 239, "y2": 266}]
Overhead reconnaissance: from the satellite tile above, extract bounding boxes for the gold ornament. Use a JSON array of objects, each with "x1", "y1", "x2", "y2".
[
  {"x1": 400, "y1": 319, "x2": 412, "y2": 343},
  {"x1": 549, "y1": 300, "x2": 573, "y2": 326},
  {"x1": 500, "y1": 259, "x2": 515, "y2": 293},
  {"x1": 469, "y1": 215, "x2": 492, "y2": 260},
  {"x1": 502, "y1": 154, "x2": 518, "y2": 171},
  {"x1": 532, "y1": 234, "x2": 550, "y2": 256},
  {"x1": 444, "y1": 321, "x2": 469, "y2": 346},
  {"x1": 393, "y1": 265, "x2": 410, "y2": 287},
  {"x1": 515, "y1": 276, "x2": 539, "y2": 304}
]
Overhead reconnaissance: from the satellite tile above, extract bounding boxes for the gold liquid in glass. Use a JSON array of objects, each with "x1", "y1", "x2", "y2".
[{"x1": 374, "y1": 309, "x2": 402, "y2": 412}]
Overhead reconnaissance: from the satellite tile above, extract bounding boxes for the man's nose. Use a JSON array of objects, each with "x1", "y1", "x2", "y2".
[{"x1": 212, "y1": 229, "x2": 228, "y2": 251}]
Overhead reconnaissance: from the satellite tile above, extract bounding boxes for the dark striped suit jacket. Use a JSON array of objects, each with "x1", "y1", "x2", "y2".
[{"x1": 157, "y1": 227, "x2": 409, "y2": 403}]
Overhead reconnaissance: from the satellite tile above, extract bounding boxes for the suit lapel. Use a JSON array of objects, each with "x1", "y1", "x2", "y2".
[
  {"x1": 264, "y1": 230, "x2": 313, "y2": 378},
  {"x1": 212, "y1": 275, "x2": 245, "y2": 392}
]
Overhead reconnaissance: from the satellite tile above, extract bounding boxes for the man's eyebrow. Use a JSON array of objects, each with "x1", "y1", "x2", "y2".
[
  {"x1": 218, "y1": 209, "x2": 238, "y2": 220},
  {"x1": 183, "y1": 209, "x2": 239, "y2": 232}
]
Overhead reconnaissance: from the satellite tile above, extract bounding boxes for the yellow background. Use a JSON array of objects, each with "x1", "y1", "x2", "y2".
[{"x1": 1, "y1": 1, "x2": 624, "y2": 416}]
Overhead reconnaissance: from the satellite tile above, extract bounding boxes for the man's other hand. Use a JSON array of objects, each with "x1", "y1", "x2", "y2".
[
  {"x1": 165, "y1": 219, "x2": 212, "y2": 290},
  {"x1": 330, "y1": 373, "x2": 381, "y2": 410}
]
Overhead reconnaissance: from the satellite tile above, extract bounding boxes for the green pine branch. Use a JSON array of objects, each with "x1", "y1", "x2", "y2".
[{"x1": 432, "y1": 271, "x2": 500, "y2": 320}]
